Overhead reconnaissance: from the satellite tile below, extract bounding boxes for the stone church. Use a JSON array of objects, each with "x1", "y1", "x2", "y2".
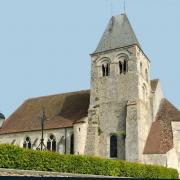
[{"x1": 0, "y1": 13, "x2": 180, "y2": 172}]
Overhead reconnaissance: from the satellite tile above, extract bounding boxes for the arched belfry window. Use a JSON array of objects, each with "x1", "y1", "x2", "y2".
[
  {"x1": 70, "y1": 134, "x2": 74, "y2": 154},
  {"x1": 102, "y1": 62, "x2": 110, "y2": 77},
  {"x1": 23, "y1": 137, "x2": 31, "y2": 149},
  {"x1": 145, "y1": 69, "x2": 148, "y2": 82},
  {"x1": 119, "y1": 61, "x2": 123, "y2": 74},
  {"x1": 47, "y1": 135, "x2": 56, "y2": 152},
  {"x1": 117, "y1": 54, "x2": 128, "y2": 74},
  {"x1": 140, "y1": 62, "x2": 143, "y2": 74},
  {"x1": 142, "y1": 84, "x2": 148, "y2": 102},
  {"x1": 110, "y1": 134, "x2": 117, "y2": 158},
  {"x1": 123, "y1": 60, "x2": 128, "y2": 73},
  {"x1": 97, "y1": 58, "x2": 111, "y2": 77}
]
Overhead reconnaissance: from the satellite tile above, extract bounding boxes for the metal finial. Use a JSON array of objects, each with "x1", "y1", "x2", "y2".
[{"x1": 124, "y1": 0, "x2": 126, "y2": 13}]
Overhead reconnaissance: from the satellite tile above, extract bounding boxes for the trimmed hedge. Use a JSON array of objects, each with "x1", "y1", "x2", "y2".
[{"x1": 0, "y1": 144, "x2": 178, "y2": 179}]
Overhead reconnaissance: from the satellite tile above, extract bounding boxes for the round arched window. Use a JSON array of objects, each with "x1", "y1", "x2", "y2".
[
  {"x1": 110, "y1": 134, "x2": 117, "y2": 158},
  {"x1": 70, "y1": 134, "x2": 74, "y2": 154},
  {"x1": 23, "y1": 137, "x2": 31, "y2": 149},
  {"x1": 47, "y1": 135, "x2": 56, "y2": 152},
  {"x1": 117, "y1": 54, "x2": 128, "y2": 74}
]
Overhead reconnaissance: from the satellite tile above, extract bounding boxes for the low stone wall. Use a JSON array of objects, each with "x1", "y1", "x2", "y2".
[{"x1": 0, "y1": 168, "x2": 120, "y2": 178}]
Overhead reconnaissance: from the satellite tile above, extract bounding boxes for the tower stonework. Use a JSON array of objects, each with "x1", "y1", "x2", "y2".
[
  {"x1": 0, "y1": 11, "x2": 180, "y2": 173},
  {"x1": 125, "y1": 46, "x2": 152, "y2": 162},
  {"x1": 0, "y1": 12, "x2": 180, "y2": 173},
  {"x1": 85, "y1": 14, "x2": 152, "y2": 162}
]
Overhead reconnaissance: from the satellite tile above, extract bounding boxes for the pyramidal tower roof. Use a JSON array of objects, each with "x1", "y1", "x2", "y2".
[{"x1": 94, "y1": 13, "x2": 141, "y2": 54}]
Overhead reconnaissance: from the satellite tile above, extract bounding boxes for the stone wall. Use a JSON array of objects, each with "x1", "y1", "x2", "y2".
[
  {"x1": 151, "y1": 80, "x2": 164, "y2": 120},
  {"x1": 74, "y1": 117, "x2": 88, "y2": 155},
  {"x1": 0, "y1": 118, "x2": 5, "y2": 128},
  {"x1": 171, "y1": 121, "x2": 180, "y2": 172},
  {"x1": 87, "y1": 45, "x2": 152, "y2": 162},
  {"x1": 84, "y1": 108, "x2": 99, "y2": 156},
  {"x1": 0, "y1": 168, "x2": 120, "y2": 178},
  {"x1": 143, "y1": 154, "x2": 167, "y2": 166},
  {"x1": 126, "y1": 100, "x2": 138, "y2": 161},
  {"x1": 172, "y1": 122, "x2": 180, "y2": 154},
  {"x1": 136, "y1": 46, "x2": 152, "y2": 162},
  {"x1": 88, "y1": 46, "x2": 137, "y2": 159},
  {"x1": 0, "y1": 128, "x2": 73, "y2": 154},
  {"x1": 143, "y1": 148, "x2": 179, "y2": 173},
  {"x1": 166, "y1": 148, "x2": 179, "y2": 172}
]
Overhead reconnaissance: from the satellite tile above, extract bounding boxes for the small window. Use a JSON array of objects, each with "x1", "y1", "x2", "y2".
[
  {"x1": 102, "y1": 64, "x2": 106, "y2": 76},
  {"x1": 47, "y1": 135, "x2": 56, "y2": 152},
  {"x1": 140, "y1": 62, "x2": 143, "y2": 74},
  {"x1": 70, "y1": 134, "x2": 74, "y2": 154},
  {"x1": 123, "y1": 60, "x2": 128, "y2": 73},
  {"x1": 11, "y1": 139, "x2": 16, "y2": 145},
  {"x1": 102, "y1": 63, "x2": 110, "y2": 77},
  {"x1": 110, "y1": 135, "x2": 117, "y2": 158},
  {"x1": 118, "y1": 55, "x2": 128, "y2": 75},
  {"x1": 145, "y1": 69, "x2": 148, "y2": 82},
  {"x1": 142, "y1": 84, "x2": 147, "y2": 102},
  {"x1": 119, "y1": 61, "x2": 123, "y2": 74},
  {"x1": 23, "y1": 137, "x2": 31, "y2": 149}
]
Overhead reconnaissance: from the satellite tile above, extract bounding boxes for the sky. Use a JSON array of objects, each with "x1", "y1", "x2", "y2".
[{"x1": 0, "y1": 0, "x2": 180, "y2": 117}]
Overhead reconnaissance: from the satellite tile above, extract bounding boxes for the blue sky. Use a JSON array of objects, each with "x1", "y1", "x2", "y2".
[{"x1": 0, "y1": 0, "x2": 180, "y2": 117}]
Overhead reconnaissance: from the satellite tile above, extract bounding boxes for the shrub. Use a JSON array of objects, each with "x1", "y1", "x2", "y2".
[{"x1": 0, "y1": 144, "x2": 178, "y2": 179}]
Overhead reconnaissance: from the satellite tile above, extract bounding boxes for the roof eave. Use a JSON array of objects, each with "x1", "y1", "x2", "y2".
[{"x1": 90, "y1": 44, "x2": 151, "y2": 63}]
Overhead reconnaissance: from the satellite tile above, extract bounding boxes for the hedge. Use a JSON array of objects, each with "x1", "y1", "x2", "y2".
[{"x1": 0, "y1": 144, "x2": 178, "y2": 179}]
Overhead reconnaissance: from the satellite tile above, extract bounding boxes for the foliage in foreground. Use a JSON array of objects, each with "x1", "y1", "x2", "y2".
[{"x1": 0, "y1": 144, "x2": 178, "y2": 179}]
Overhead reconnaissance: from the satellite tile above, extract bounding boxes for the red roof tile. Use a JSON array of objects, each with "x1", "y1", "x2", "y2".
[
  {"x1": 144, "y1": 98, "x2": 180, "y2": 154},
  {"x1": 0, "y1": 90, "x2": 90, "y2": 134}
]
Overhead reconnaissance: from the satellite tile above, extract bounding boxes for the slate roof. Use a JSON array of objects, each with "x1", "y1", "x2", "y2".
[
  {"x1": 94, "y1": 14, "x2": 141, "y2": 54},
  {"x1": 144, "y1": 98, "x2": 180, "y2": 154},
  {"x1": 0, "y1": 90, "x2": 90, "y2": 134}
]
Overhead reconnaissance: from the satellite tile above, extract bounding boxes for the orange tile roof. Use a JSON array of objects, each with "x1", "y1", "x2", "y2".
[
  {"x1": 144, "y1": 98, "x2": 180, "y2": 154},
  {"x1": 0, "y1": 90, "x2": 90, "y2": 134}
]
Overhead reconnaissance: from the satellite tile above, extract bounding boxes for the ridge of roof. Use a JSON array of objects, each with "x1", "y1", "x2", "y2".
[
  {"x1": 26, "y1": 89, "x2": 90, "y2": 102},
  {"x1": 94, "y1": 13, "x2": 141, "y2": 54}
]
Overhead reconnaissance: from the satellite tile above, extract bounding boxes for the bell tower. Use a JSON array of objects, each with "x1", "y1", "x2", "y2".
[{"x1": 85, "y1": 14, "x2": 152, "y2": 162}]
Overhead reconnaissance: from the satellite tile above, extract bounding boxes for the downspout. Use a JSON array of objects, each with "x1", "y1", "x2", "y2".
[{"x1": 64, "y1": 128, "x2": 67, "y2": 154}]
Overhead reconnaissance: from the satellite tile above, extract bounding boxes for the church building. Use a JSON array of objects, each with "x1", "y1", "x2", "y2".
[{"x1": 0, "y1": 13, "x2": 180, "y2": 172}]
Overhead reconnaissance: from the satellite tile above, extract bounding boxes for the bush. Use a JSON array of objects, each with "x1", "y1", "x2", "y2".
[{"x1": 0, "y1": 144, "x2": 178, "y2": 179}]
